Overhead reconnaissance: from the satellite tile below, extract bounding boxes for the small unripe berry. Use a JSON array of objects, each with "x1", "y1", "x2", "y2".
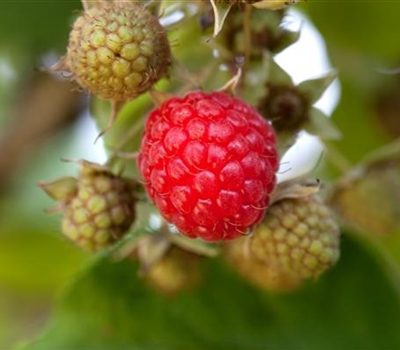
[
  {"x1": 40, "y1": 162, "x2": 137, "y2": 252},
  {"x1": 144, "y1": 246, "x2": 202, "y2": 297},
  {"x1": 251, "y1": 194, "x2": 340, "y2": 280},
  {"x1": 225, "y1": 236, "x2": 303, "y2": 292},
  {"x1": 225, "y1": 194, "x2": 340, "y2": 292},
  {"x1": 61, "y1": 2, "x2": 171, "y2": 101}
]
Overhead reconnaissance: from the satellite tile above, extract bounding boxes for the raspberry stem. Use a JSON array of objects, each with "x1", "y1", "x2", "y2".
[
  {"x1": 95, "y1": 100, "x2": 126, "y2": 143},
  {"x1": 323, "y1": 140, "x2": 353, "y2": 174},
  {"x1": 242, "y1": 4, "x2": 252, "y2": 81}
]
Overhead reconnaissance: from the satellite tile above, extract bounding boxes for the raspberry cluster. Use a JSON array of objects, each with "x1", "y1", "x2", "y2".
[{"x1": 138, "y1": 91, "x2": 278, "y2": 241}]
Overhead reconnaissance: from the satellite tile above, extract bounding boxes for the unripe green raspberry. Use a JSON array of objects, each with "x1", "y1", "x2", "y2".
[
  {"x1": 63, "y1": 2, "x2": 171, "y2": 101},
  {"x1": 63, "y1": 164, "x2": 136, "y2": 252},
  {"x1": 225, "y1": 236, "x2": 303, "y2": 292},
  {"x1": 251, "y1": 194, "x2": 340, "y2": 280},
  {"x1": 40, "y1": 162, "x2": 137, "y2": 252},
  {"x1": 225, "y1": 194, "x2": 340, "y2": 292},
  {"x1": 144, "y1": 246, "x2": 202, "y2": 297},
  {"x1": 130, "y1": 235, "x2": 204, "y2": 297}
]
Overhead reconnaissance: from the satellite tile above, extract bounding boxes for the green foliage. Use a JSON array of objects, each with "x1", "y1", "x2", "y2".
[
  {"x1": 22, "y1": 237, "x2": 400, "y2": 350},
  {"x1": 306, "y1": 1, "x2": 400, "y2": 60},
  {"x1": 0, "y1": 1, "x2": 80, "y2": 53}
]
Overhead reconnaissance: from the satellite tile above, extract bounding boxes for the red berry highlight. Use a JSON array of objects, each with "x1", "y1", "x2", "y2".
[{"x1": 138, "y1": 91, "x2": 278, "y2": 241}]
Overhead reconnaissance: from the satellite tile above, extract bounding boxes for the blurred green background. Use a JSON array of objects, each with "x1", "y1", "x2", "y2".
[{"x1": 1, "y1": 1, "x2": 400, "y2": 349}]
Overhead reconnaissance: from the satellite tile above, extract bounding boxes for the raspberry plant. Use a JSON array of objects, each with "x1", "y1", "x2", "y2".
[{"x1": 1, "y1": 0, "x2": 400, "y2": 349}]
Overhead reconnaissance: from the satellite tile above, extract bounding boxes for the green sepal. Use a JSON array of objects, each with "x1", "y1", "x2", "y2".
[
  {"x1": 273, "y1": 29, "x2": 301, "y2": 54},
  {"x1": 271, "y1": 179, "x2": 320, "y2": 205},
  {"x1": 38, "y1": 177, "x2": 78, "y2": 201},
  {"x1": 169, "y1": 234, "x2": 220, "y2": 258},
  {"x1": 136, "y1": 235, "x2": 172, "y2": 275},
  {"x1": 304, "y1": 107, "x2": 342, "y2": 140},
  {"x1": 129, "y1": 232, "x2": 219, "y2": 275},
  {"x1": 264, "y1": 53, "x2": 293, "y2": 85},
  {"x1": 78, "y1": 160, "x2": 110, "y2": 178},
  {"x1": 297, "y1": 70, "x2": 337, "y2": 104}
]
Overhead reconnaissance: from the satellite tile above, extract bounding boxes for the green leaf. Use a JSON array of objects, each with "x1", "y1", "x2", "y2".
[
  {"x1": 23, "y1": 236, "x2": 400, "y2": 350},
  {"x1": 274, "y1": 29, "x2": 301, "y2": 54},
  {"x1": 265, "y1": 54, "x2": 293, "y2": 86},
  {"x1": 297, "y1": 70, "x2": 337, "y2": 104}
]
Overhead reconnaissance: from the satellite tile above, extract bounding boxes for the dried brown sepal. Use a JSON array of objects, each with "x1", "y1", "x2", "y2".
[
  {"x1": 218, "y1": 67, "x2": 243, "y2": 95},
  {"x1": 252, "y1": 0, "x2": 300, "y2": 10},
  {"x1": 271, "y1": 179, "x2": 320, "y2": 205}
]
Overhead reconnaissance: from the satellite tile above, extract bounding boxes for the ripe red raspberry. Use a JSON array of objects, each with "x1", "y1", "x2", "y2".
[{"x1": 138, "y1": 91, "x2": 278, "y2": 241}]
